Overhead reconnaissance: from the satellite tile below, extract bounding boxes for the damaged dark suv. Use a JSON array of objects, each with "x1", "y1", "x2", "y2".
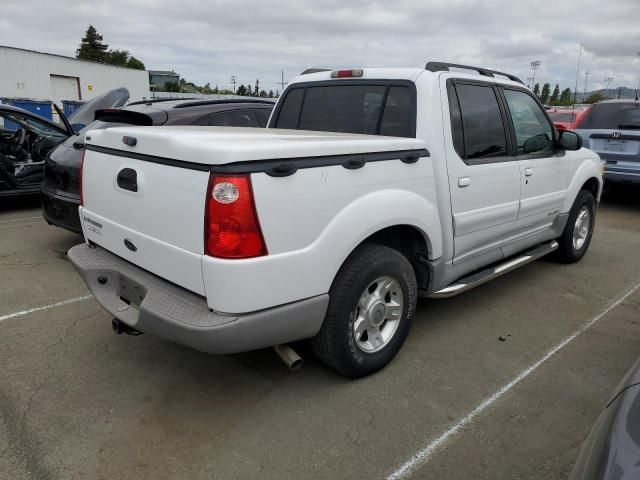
[
  {"x1": 41, "y1": 93, "x2": 274, "y2": 234},
  {"x1": 0, "y1": 105, "x2": 69, "y2": 197}
]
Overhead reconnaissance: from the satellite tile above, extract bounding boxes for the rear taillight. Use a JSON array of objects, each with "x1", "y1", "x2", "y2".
[
  {"x1": 79, "y1": 149, "x2": 85, "y2": 206},
  {"x1": 204, "y1": 173, "x2": 267, "y2": 259}
]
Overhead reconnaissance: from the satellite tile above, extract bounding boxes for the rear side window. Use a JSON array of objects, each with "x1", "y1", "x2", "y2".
[
  {"x1": 454, "y1": 83, "x2": 508, "y2": 161},
  {"x1": 211, "y1": 110, "x2": 259, "y2": 127},
  {"x1": 276, "y1": 89, "x2": 304, "y2": 129},
  {"x1": 254, "y1": 109, "x2": 271, "y2": 127},
  {"x1": 578, "y1": 102, "x2": 640, "y2": 130},
  {"x1": 273, "y1": 84, "x2": 414, "y2": 137}
]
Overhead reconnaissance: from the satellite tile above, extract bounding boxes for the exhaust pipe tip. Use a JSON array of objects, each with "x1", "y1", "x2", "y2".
[{"x1": 273, "y1": 344, "x2": 303, "y2": 370}]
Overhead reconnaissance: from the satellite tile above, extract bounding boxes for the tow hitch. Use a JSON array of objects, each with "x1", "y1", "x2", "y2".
[{"x1": 111, "y1": 318, "x2": 143, "y2": 336}]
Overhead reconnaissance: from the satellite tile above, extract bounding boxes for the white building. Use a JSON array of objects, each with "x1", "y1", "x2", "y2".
[{"x1": 0, "y1": 45, "x2": 150, "y2": 104}]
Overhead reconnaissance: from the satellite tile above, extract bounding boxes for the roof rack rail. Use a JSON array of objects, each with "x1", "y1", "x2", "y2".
[
  {"x1": 127, "y1": 97, "x2": 198, "y2": 106},
  {"x1": 172, "y1": 98, "x2": 276, "y2": 109},
  {"x1": 425, "y1": 62, "x2": 524, "y2": 85},
  {"x1": 300, "y1": 68, "x2": 331, "y2": 75}
]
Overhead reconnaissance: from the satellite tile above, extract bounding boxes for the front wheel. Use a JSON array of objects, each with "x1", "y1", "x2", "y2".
[
  {"x1": 553, "y1": 189, "x2": 596, "y2": 263},
  {"x1": 311, "y1": 244, "x2": 417, "y2": 378}
]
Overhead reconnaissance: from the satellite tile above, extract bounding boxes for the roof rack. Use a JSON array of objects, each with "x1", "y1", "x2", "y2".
[
  {"x1": 127, "y1": 97, "x2": 198, "y2": 106},
  {"x1": 425, "y1": 62, "x2": 524, "y2": 85},
  {"x1": 172, "y1": 98, "x2": 276, "y2": 109},
  {"x1": 300, "y1": 68, "x2": 332, "y2": 75}
]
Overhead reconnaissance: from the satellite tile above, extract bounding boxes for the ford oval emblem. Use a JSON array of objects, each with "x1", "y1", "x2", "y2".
[{"x1": 124, "y1": 239, "x2": 137, "y2": 252}]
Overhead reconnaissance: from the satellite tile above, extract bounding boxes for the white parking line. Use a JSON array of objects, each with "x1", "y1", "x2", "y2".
[
  {"x1": 0, "y1": 216, "x2": 42, "y2": 223},
  {"x1": 386, "y1": 280, "x2": 640, "y2": 480},
  {"x1": 0, "y1": 295, "x2": 93, "y2": 323}
]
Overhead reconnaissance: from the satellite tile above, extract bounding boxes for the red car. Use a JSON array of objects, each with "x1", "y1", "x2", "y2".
[{"x1": 547, "y1": 107, "x2": 590, "y2": 131}]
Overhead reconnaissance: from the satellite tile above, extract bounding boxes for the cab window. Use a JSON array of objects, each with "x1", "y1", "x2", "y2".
[{"x1": 503, "y1": 89, "x2": 554, "y2": 156}]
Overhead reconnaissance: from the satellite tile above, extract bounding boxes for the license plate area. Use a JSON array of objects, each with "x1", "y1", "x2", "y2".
[
  {"x1": 118, "y1": 274, "x2": 147, "y2": 308},
  {"x1": 605, "y1": 140, "x2": 625, "y2": 152}
]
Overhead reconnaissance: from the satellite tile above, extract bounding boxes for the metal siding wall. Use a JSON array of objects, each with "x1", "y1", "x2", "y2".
[{"x1": 0, "y1": 47, "x2": 150, "y2": 102}]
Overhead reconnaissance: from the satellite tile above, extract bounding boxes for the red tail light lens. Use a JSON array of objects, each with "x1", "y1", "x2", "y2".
[
  {"x1": 205, "y1": 174, "x2": 267, "y2": 259},
  {"x1": 79, "y1": 149, "x2": 85, "y2": 206}
]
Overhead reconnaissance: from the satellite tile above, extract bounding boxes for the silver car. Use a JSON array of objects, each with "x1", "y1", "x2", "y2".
[{"x1": 575, "y1": 100, "x2": 640, "y2": 184}]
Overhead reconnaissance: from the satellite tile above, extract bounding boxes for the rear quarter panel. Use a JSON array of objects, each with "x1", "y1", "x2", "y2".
[{"x1": 203, "y1": 157, "x2": 441, "y2": 313}]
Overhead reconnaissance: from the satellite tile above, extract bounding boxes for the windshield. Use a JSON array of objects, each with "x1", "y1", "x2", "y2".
[
  {"x1": 66, "y1": 87, "x2": 130, "y2": 129},
  {"x1": 0, "y1": 111, "x2": 66, "y2": 138},
  {"x1": 272, "y1": 83, "x2": 415, "y2": 137},
  {"x1": 578, "y1": 102, "x2": 640, "y2": 129}
]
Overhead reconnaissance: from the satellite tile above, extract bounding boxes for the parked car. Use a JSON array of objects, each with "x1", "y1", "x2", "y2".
[
  {"x1": 547, "y1": 107, "x2": 590, "y2": 131},
  {"x1": 0, "y1": 88, "x2": 130, "y2": 198},
  {"x1": 574, "y1": 100, "x2": 640, "y2": 184},
  {"x1": 0, "y1": 104, "x2": 69, "y2": 197},
  {"x1": 569, "y1": 357, "x2": 640, "y2": 479},
  {"x1": 68, "y1": 63, "x2": 601, "y2": 377},
  {"x1": 41, "y1": 97, "x2": 274, "y2": 233}
]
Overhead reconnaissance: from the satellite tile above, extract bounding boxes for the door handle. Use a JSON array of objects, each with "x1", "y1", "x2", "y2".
[
  {"x1": 524, "y1": 167, "x2": 534, "y2": 177},
  {"x1": 117, "y1": 168, "x2": 138, "y2": 192},
  {"x1": 458, "y1": 177, "x2": 471, "y2": 187}
]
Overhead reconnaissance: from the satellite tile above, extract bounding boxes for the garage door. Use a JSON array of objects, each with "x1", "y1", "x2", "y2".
[{"x1": 50, "y1": 75, "x2": 80, "y2": 104}]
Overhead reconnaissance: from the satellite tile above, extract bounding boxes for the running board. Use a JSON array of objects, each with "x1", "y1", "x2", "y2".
[{"x1": 430, "y1": 240, "x2": 559, "y2": 298}]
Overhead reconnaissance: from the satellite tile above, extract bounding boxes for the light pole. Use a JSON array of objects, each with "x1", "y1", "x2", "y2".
[
  {"x1": 573, "y1": 44, "x2": 582, "y2": 105},
  {"x1": 604, "y1": 76, "x2": 613, "y2": 100},
  {"x1": 530, "y1": 61, "x2": 541, "y2": 90},
  {"x1": 230, "y1": 75, "x2": 237, "y2": 94},
  {"x1": 583, "y1": 71, "x2": 589, "y2": 101}
]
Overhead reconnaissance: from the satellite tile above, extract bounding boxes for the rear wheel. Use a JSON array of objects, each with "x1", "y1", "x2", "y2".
[
  {"x1": 311, "y1": 244, "x2": 417, "y2": 378},
  {"x1": 553, "y1": 189, "x2": 595, "y2": 263}
]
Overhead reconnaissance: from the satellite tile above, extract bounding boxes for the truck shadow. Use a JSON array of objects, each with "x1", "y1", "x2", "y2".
[{"x1": 0, "y1": 193, "x2": 40, "y2": 213}]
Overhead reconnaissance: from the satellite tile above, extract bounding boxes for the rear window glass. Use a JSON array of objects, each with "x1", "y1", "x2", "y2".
[
  {"x1": 274, "y1": 84, "x2": 414, "y2": 137},
  {"x1": 578, "y1": 102, "x2": 640, "y2": 130}
]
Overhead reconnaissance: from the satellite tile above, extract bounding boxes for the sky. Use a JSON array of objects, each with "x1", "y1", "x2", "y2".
[{"x1": 1, "y1": 0, "x2": 639, "y2": 93}]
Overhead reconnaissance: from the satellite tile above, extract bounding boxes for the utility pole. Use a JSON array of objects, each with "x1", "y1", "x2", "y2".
[
  {"x1": 530, "y1": 60, "x2": 541, "y2": 89},
  {"x1": 604, "y1": 75, "x2": 613, "y2": 100},
  {"x1": 583, "y1": 71, "x2": 589, "y2": 101},
  {"x1": 230, "y1": 75, "x2": 237, "y2": 94},
  {"x1": 526, "y1": 77, "x2": 534, "y2": 89},
  {"x1": 573, "y1": 44, "x2": 582, "y2": 105},
  {"x1": 278, "y1": 70, "x2": 286, "y2": 91}
]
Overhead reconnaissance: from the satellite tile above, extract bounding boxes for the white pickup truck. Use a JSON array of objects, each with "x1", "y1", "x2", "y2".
[{"x1": 69, "y1": 63, "x2": 602, "y2": 377}]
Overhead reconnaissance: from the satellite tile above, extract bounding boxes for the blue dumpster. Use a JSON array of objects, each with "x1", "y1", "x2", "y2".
[
  {"x1": 62, "y1": 100, "x2": 85, "y2": 117},
  {"x1": 4, "y1": 99, "x2": 53, "y2": 121}
]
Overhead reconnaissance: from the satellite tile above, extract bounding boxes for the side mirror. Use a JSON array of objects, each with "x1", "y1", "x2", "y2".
[{"x1": 558, "y1": 130, "x2": 582, "y2": 151}]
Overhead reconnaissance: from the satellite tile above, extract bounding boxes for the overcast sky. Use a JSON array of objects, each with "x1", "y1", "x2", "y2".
[{"x1": 2, "y1": 0, "x2": 639, "y2": 93}]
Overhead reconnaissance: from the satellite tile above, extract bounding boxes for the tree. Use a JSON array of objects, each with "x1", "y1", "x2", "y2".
[
  {"x1": 164, "y1": 81, "x2": 180, "y2": 93},
  {"x1": 259, "y1": 90, "x2": 268, "y2": 98},
  {"x1": 268, "y1": 90, "x2": 274, "y2": 98},
  {"x1": 126, "y1": 56, "x2": 145, "y2": 70},
  {"x1": 584, "y1": 93, "x2": 605, "y2": 104},
  {"x1": 104, "y1": 49, "x2": 129, "y2": 66},
  {"x1": 550, "y1": 84, "x2": 560, "y2": 105},
  {"x1": 236, "y1": 85, "x2": 248, "y2": 96},
  {"x1": 559, "y1": 88, "x2": 573, "y2": 106},
  {"x1": 76, "y1": 25, "x2": 109, "y2": 62},
  {"x1": 533, "y1": 83, "x2": 540, "y2": 97},
  {"x1": 275, "y1": 90, "x2": 279, "y2": 97},
  {"x1": 540, "y1": 83, "x2": 551, "y2": 104}
]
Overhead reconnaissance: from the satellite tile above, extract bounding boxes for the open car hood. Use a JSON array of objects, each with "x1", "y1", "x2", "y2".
[{"x1": 67, "y1": 87, "x2": 130, "y2": 129}]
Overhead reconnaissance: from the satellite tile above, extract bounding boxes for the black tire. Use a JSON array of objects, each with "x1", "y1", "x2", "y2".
[
  {"x1": 553, "y1": 189, "x2": 596, "y2": 263},
  {"x1": 311, "y1": 244, "x2": 417, "y2": 378}
]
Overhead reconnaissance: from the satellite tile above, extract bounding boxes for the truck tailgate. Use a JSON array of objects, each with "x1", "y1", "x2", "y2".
[{"x1": 80, "y1": 148, "x2": 209, "y2": 295}]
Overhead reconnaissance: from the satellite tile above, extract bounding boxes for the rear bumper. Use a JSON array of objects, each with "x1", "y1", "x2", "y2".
[
  {"x1": 604, "y1": 165, "x2": 640, "y2": 184},
  {"x1": 67, "y1": 243, "x2": 328, "y2": 354},
  {"x1": 40, "y1": 188, "x2": 82, "y2": 234}
]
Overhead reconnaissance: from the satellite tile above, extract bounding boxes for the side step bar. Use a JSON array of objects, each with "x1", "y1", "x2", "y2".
[{"x1": 430, "y1": 240, "x2": 559, "y2": 298}]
